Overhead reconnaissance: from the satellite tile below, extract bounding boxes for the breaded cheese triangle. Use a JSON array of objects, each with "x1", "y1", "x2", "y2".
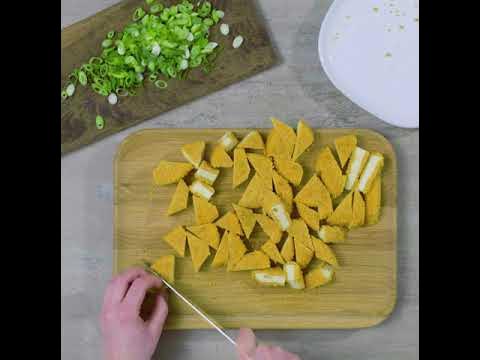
[
  {"x1": 261, "y1": 241, "x2": 285, "y2": 264},
  {"x1": 232, "y1": 204, "x2": 257, "y2": 239},
  {"x1": 186, "y1": 232, "x2": 210, "y2": 272},
  {"x1": 305, "y1": 263, "x2": 334, "y2": 289},
  {"x1": 255, "y1": 214, "x2": 283, "y2": 244},
  {"x1": 187, "y1": 223, "x2": 220, "y2": 249},
  {"x1": 274, "y1": 157, "x2": 303, "y2": 186},
  {"x1": 315, "y1": 147, "x2": 346, "y2": 198},
  {"x1": 210, "y1": 145, "x2": 233, "y2": 168},
  {"x1": 292, "y1": 119, "x2": 314, "y2": 161},
  {"x1": 233, "y1": 251, "x2": 271, "y2": 271},
  {"x1": 233, "y1": 148, "x2": 250, "y2": 188},
  {"x1": 227, "y1": 232, "x2": 247, "y2": 271},
  {"x1": 296, "y1": 202, "x2": 320, "y2": 231},
  {"x1": 237, "y1": 131, "x2": 265, "y2": 150},
  {"x1": 211, "y1": 230, "x2": 229, "y2": 268},
  {"x1": 272, "y1": 170, "x2": 293, "y2": 214},
  {"x1": 216, "y1": 211, "x2": 244, "y2": 235},
  {"x1": 262, "y1": 190, "x2": 292, "y2": 231},
  {"x1": 238, "y1": 173, "x2": 272, "y2": 209},
  {"x1": 247, "y1": 153, "x2": 273, "y2": 186},
  {"x1": 293, "y1": 236, "x2": 314, "y2": 269},
  {"x1": 334, "y1": 135, "x2": 357, "y2": 168},
  {"x1": 318, "y1": 225, "x2": 346, "y2": 244},
  {"x1": 167, "y1": 179, "x2": 189, "y2": 216},
  {"x1": 150, "y1": 255, "x2": 175, "y2": 284},
  {"x1": 311, "y1": 236, "x2": 338, "y2": 266},
  {"x1": 153, "y1": 161, "x2": 193, "y2": 185},
  {"x1": 181, "y1": 141, "x2": 205, "y2": 168},
  {"x1": 192, "y1": 195, "x2": 219, "y2": 225},
  {"x1": 327, "y1": 191, "x2": 353, "y2": 226},
  {"x1": 365, "y1": 175, "x2": 381, "y2": 225},
  {"x1": 163, "y1": 226, "x2": 187, "y2": 257},
  {"x1": 280, "y1": 235, "x2": 295, "y2": 262},
  {"x1": 349, "y1": 190, "x2": 365, "y2": 229}
]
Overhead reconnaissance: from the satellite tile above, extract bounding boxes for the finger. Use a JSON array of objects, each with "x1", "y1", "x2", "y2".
[
  {"x1": 270, "y1": 346, "x2": 301, "y2": 360},
  {"x1": 236, "y1": 328, "x2": 256, "y2": 359},
  {"x1": 147, "y1": 287, "x2": 169, "y2": 339},
  {"x1": 103, "y1": 267, "x2": 147, "y2": 308},
  {"x1": 255, "y1": 345, "x2": 274, "y2": 360},
  {"x1": 122, "y1": 274, "x2": 163, "y2": 313}
]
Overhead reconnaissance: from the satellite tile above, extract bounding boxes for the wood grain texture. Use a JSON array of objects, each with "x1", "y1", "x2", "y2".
[
  {"x1": 113, "y1": 128, "x2": 397, "y2": 329},
  {"x1": 61, "y1": 0, "x2": 276, "y2": 155}
]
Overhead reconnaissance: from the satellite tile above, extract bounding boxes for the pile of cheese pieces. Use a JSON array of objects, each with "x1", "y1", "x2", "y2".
[{"x1": 150, "y1": 118, "x2": 384, "y2": 290}]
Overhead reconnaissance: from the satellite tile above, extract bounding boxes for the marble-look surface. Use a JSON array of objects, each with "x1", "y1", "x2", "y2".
[{"x1": 61, "y1": 1, "x2": 419, "y2": 359}]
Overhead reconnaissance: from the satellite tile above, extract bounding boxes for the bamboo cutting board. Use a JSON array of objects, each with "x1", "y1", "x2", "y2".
[
  {"x1": 61, "y1": 0, "x2": 276, "y2": 154},
  {"x1": 114, "y1": 128, "x2": 397, "y2": 329}
]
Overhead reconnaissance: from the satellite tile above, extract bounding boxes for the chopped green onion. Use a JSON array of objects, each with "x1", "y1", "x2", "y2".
[
  {"x1": 133, "y1": 7, "x2": 146, "y2": 21},
  {"x1": 203, "y1": 18, "x2": 214, "y2": 26},
  {"x1": 78, "y1": 71, "x2": 87, "y2": 86},
  {"x1": 66, "y1": 83, "x2": 76, "y2": 97},
  {"x1": 117, "y1": 88, "x2": 129, "y2": 96},
  {"x1": 145, "y1": 0, "x2": 155, "y2": 5},
  {"x1": 61, "y1": 90, "x2": 68, "y2": 101},
  {"x1": 102, "y1": 39, "x2": 113, "y2": 48},
  {"x1": 212, "y1": 10, "x2": 224, "y2": 23},
  {"x1": 149, "y1": 73, "x2": 158, "y2": 81},
  {"x1": 220, "y1": 23, "x2": 229, "y2": 35},
  {"x1": 108, "y1": 93, "x2": 118, "y2": 105},
  {"x1": 202, "y1": 42, "x2": 218, "y2": 54},
  {"x1": 233, "y1": 35, "x2": 244, "y2": 48},
  {"x1": 107, "y1": 31, "x2": 115, "y2": 39},
  {"x1": 151, "y1": 42, "x2": 161, "y2": 56},
  {"x1": 96, "y1": 115, "x2": 105, "y2": 129},
  {"x1": 150, "y1": 4, "x2": 163, "y2": 13},
  {"x1": 154, "y1": 80, "x2": 168, "y2": 89}
]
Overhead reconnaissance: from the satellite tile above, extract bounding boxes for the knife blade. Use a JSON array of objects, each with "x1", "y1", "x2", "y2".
[{"x1": 141, "y1": 260, "x2": 237, "y2": 347}]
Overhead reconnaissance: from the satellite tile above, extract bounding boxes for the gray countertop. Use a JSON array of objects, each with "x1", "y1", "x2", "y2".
[{"x1": 61, "y1": 1, "x2": 419, "y2": 359}]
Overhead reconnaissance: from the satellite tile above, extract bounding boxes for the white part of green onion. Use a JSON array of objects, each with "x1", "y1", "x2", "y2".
[
  {"x1": 136, "y1": 73, "x2": 144, "y2": 81},
  {"x1": 179, "y1": 59, "x2": 189, "y2": 70},
  {"x1": 187, "y1": 32, "x2": 194, "y2": 42},
  {"x1": 117, "y1": 46, "x2": 126, "y2": 55},
  {"x1": 184, "y1": 48, "x2": 190, "y2": 59},
  {"x1": 220, "y1": 23, "x2": 229, "y2": 36},
  {"x1": 233, "y1": 35, "x2": 244, "y2": 48},
  {"x1": 202, "y1": 42, "x2": 218, "y2": 53},
  {"x1": 151, "y1": 43, "x2": 161, "y2": 56},
  {"x1": 216, "y1": 10, "x2": 225, "y2": 18},
  {"x1": 108, "y1": 93, "x2": 118, "y2": 105},
  {"x1": 66, "y1": 83, "x2": 76, "y2": 97}
]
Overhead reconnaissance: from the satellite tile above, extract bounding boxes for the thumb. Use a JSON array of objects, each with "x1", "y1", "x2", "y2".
[{"x1": 236, "y1": 328, "x2": 256, "y2": 359}]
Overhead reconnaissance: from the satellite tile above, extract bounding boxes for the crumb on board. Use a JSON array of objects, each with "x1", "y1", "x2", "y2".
[
  {"x1": 399, "y1": 25, "x2": 405, "y2": 30},
  {"x1": 385, "y1": 52, "x2": 392, "y2": 58},
  {"x1": 373, "y1": 7, "x2": 379, "y2": 12}
]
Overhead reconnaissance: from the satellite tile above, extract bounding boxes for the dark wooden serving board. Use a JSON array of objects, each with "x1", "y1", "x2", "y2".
[{"x1": 61, "y1": 0, "x2": 276, "y2": 155}]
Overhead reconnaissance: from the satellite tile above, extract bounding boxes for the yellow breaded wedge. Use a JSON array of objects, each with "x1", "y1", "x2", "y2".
[
  {"x1": 334, "y1": 135, "x2": 357, "y2": 168},
  {"x1": 274, "y1": 157, "x2": 303, "y2": 186},
  {"x1": 238, "y1": 173, "x2": 273, "y2": 209},
  {"x1": 311, "y1": 236, "x2": 338, "y2": 266},
  {"x1": 315, "y1": 147, "x2": 346, "y2": 198},
  {"x1": 252, "y1": 267, "x2": 286, "y2": 287},
  {"x1": 186, "y1": 232, "x2": 210, "y2": 272},
  {"x1": 327, "y1": 191, "x2": 353, "y2": 227},
  {"x1": 288, "y1": 219, "x2": 313, "y2": 250},
  {"x1": 280, "y1": 235, "x2": 295, "y2": 262},
  {"x1": 296, "y1": 202, "x2": 320, "y2": 231},
  {"x1": 163, "y1": 226, "x2": 187, "y2": 257},
  {"x1": 349, "y1": 190, "x2": 365, "y2": 229},
  {"x1": 284, "y1": 262, "x2": 305, "y2": 289},
  {"x1": 181, "y1": 141, "x2": 205, "y2": 168},
  {"x1": 210, "y1": 145, "x2": 233, "y2": 168},
  {"x1": 187, "y1": 224, "x2": 220, "y2": 250},
  {"x1": 237, "y1": 131, "x2": 265, "y2": 150},
  {"x1": 294, "y1": 237, "x2": 314, "y2": 269},
  {"x1": 167, "y1": 179, "x2": 189, "y2": 216},
  {"x1": 261, "y1": 241, "x2": 285, "y2": 264},
  {"x1": 233, "y1": 251, "x2": 271, "y2": 271},
  {"x1": 317, "y1": 225, "x2": 346, "y2": 244},
  {"x1": 345, "y1": 147, "x2": 370, "y2": 191},
  {"x1": 232, "y1": 204, "x2": 257, "y2": 239},
  {"x1": 365, "y1": 175, "x2": 381, "y2": 225},
  {"x1": 294, "y1": 175, "x2": 333, "y2": 220},
  {"x1": 292, "y1": 119, "x2": 314, "y2": 161},
  {"x1": 194, "y1": 161, "x2": 220, "y2": 185},
  {"x1": 266, "y1": 129, "x2": 290, "y2": 159},
  {"x1": 255, "y1": 214, "x2": 283, "y2": 244},
  {"x1": 151, "y1": 255, "x2": 175, "y2": 284},
  {"x1": 218, "y1": 131, "x2": 239, "y2": 152},
  {"x1": 358, "y1": 152, "x2": 384, "y2": 194},
  {"x1": 305, "y1": 263, "x2": 334, "y2": 289},
  {"x1": 247, "y1": 153, "x2": 273, "y2": 186},
  {"x1": 190, "y1": 180, "x2": 215, "y2": 201},
  {"x1": 211, "y1": 231, "x2": 229, "y2": 268},
  {"x1": 227, "y1": 232, "x2": 247, "y2": 271},
  {"x1": 192, "y1": 195, "x2": 219, "y2": 225},
  {"x1": 216, "y1": 211, "x2": 244, "y2": 236},
  {"x1": 262, "y1": 191, "x2": 292, "y2": 231},
  {"x1": 153, "y1": 161, "x2": 193, "y2": 185},
  {"x1": 272, "y1": 170, "x2": 293, "y2": 213},
  {"x1": 233, "y1": 148, "x2": 250, "y2": 188},
  {"x1": 271, "y1": 117, "x2": 297, "y2": 157}
]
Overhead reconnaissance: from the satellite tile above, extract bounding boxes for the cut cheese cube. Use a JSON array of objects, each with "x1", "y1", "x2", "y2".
[
  {"x1": 262, "y1": 191, "x2": 292, "y2": 231},
  {"x1": 190, "y1": 180, "x2": 215, "y2": 201},
  {"x1": 252, "y1": 267, "x2": 286, "y2": 287},
  {"x1": 305, "y1": 263, "x2": 334, "y2": 289},
  {"x1": 358, "y1": 152, "x2": 384, "y2": 194},
  {"x1": 284, "y1": 262, "x2": 305, "y2": 289},
  {"x1": 194, "y1": 161, "x2": 220, "y2": 185},
  {"x1": 345, "y1": 147, "x2": 370, "y2": 191},
  {"x1": 218, "y1": 131, "x2": 239, "y2": 152}
]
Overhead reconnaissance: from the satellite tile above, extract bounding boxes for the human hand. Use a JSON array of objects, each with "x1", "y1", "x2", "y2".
[
  {"x1": 236, "y1": 328, "x2": 301, "y2": 360},
  {"x1": 100, "y1": 267, "x2": 169, "y2": 360}
]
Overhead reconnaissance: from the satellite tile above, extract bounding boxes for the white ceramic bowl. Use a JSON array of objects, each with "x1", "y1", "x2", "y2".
[{"x1": 319, "y1": 0, "x2": 419, "y2": 128}]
